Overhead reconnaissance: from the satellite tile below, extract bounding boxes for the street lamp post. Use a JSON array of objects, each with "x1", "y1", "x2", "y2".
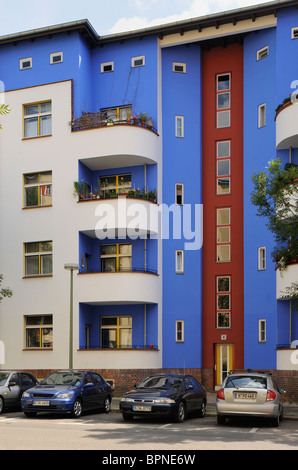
[{"x1": 64, "y1": 263, "x2": 79, "y2": 370}]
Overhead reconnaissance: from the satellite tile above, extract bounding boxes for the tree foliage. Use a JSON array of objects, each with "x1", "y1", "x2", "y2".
[
  {"x1": 0, "y1": 104, "x2": 10, "y2": 130},
  {"x1": 0, "y1": 275, "x2": 13, "y2": 302}
]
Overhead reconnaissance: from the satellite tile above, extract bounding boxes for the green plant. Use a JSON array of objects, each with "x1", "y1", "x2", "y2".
[
  {"x1": 137, "y1": 112, "x2": 148, "y2": 123},
  {"x1": 0, "y1": 104, "x2": 10, "y2": 130},
  {"x1": 0, "y1": 275, "x2": 13, "y2": 302},
  {"x1": 73, "y1": 180, "x2": 89, "y2": 199},
  {"x1": 251, "y1": 158, "x2": 298, "y2": 270}
]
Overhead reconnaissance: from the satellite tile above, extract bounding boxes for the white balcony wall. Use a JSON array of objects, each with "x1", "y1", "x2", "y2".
[
  {"x1": 276, "y1": 263, "x2": 298, "y2": 300},
  {"x1": 276, "y1": 103, "x2": 298, "y2": 150}
]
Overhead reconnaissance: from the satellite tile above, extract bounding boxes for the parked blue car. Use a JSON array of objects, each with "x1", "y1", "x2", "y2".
[{"x1": 21, "y1": 370, "x2": 112, "y2": 418}]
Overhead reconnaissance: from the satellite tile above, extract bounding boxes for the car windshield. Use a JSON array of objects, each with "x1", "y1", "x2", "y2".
[
  {"x1": 226, "y1": 376, "x2": 268, "y2": 389},
  {"x1": 137, "y1": 376, "x2": 171, "y2": 389},
  {"x1": 40, "y1": 372, "x2": 83, "y2": 386},
  {"x1": 0, "y1": 373, "x2": 9, "y2": 386}
]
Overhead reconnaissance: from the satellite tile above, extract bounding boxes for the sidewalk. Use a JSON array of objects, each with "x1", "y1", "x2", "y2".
[{"x1": 111, "y1": 392, "x2": 298, "y2": 420}]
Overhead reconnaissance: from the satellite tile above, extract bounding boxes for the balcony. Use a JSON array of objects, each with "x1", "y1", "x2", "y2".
[
  {"x1": 276, "y1": 262, "x2": 298, "y2": 300},
  {"x1": 275, "y1": 100, "x2": 298, "y2": 150}
]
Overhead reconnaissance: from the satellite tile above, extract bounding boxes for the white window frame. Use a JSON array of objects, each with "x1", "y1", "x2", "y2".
[
  {"x1": 257, "y1": 46, "x2": 269, "y2": 61},
  {"x1": 176, "y1": 250, "x2": 184, "y2": 274},
  {"x1": 175, "y1": 183, "x2": 184, "y2": 205},
  {"x1": 175, "y1": 115, "x2": 184, "y2": 138},
  {"x1": 176, "y1": 320, "x2": 184, "y2": 342},
  {"x1": 50, "y1": 52, "x2": 63, "y2": 64},
  {"x1": 20, "y1": 57, "x2": 32, "y2": 70},
  {"x1": 258, "y1": 103, "x2": 266, "y2": 128},
  {"x1": 173, "y1": 62, "x2": 186, "y2": 73},
  {"x1": 131, "y1": 55, "x2": 145, "y2": 68},
  {"x1": 101, "y1": 61, "x2": 114, "y2": 73},
  {"x1": 291, "y1": 27, "x2": 298, "y2": 39},
  {"x1": 258, "y1": 247, "x2": 266, "y2": 270},
  {"x1": 258, "y1": 319, "x2": 266, "y2": 342}
]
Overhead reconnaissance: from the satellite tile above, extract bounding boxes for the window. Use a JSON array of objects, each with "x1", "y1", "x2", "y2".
[
  {"x1": 216, "y1": 208, "x2": 231, "y2": 262},
  {"x1": 176, "y1": 250, "x2": 184, "y2": 274},
  {"x1": 175, "y1": 115, "x2": 184, "y2": 138},
  {"x1": 132, "y1": 56, "x2": 145, "y2": 67},
  {"x1": 175, "y1": 183, "x2": 184, "y2": 205},
  {"x1": 216, "y1": 73, "x2": 231, "y2": 128},
  {"x1": 258, "y1": 247, "x2": 266, "y2": 270},
  {"x1": 101, "y1": 105, "x2": 132, "y2": 123},
  {"x1": 20, "y1": 57, "x2": 32, "y2": 70},
  {"x1": 216, "y1": 140, "x2": 231, "y2": 195},
  {"x1": 291, "y1": 27, "x2": 298, "y2": 39},
  {"x1": 217, "y1": 276, "x2": 231, "y2": 328},
  {"x1": 25, "y1": 315, "x2": 53, "y2": 349},
  {"x1": 24, "y1": 241, "x2": 53, "y2": 277},
  {"x1": 258, "y1": 319, "x2": 266, "y2": 342},
  {"x1": 50, "y1": 52, "x2": 63, "y2": 64},
  {"x1": 23, "y1": 171, "x2": 52, "y2": 208},
  {"x1": 258, "y1": 103, "x2": 266, "y2": 128},
  {"x1": 101, "y1": 61, "x2": 114, "y2": 73},
  {"x1": 23, "y1": 101, "x2": 52, "y2": 138},
  {"x1": 101, "y1": 243, "x2": 132, "y2": 272},
  {"x1": 176, "y1": 320, "x2": 184, "y2": 342},
  {"x1": 99, "y1": 174, "x2": 131, "y2": 196},
  {"x1": 101, "y1": 316, "x2": 132, "y2": 349},
  {"x1": 173, "y1": 62, "x2": 186, "y2": 73},
  {"x1": 257, "y1": 46, "x2": 269, "y2": 60}
]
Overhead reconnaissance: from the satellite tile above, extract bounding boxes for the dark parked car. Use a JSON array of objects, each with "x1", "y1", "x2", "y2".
[
  {"x1": 120, "y1": 373, "x2": 207, "y2": 423},
  {"x1": 0, "y1": 371, "x2": 38, "y2": 414},
  {"x1": 21, "y1": 370, "x2": 112, "y2": 418}
]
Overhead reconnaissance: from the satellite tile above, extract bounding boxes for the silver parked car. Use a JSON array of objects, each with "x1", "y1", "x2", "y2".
[{"x1": 216, "y1": 371, "x2": 285, "y2": 426}]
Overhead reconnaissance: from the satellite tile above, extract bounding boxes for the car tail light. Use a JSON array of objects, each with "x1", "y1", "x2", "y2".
[
  {"x1": 217, "y1": 388, "x2": 225, "y2": 400},
  {"x1": 266, "y1": 390, "x2": 276, "y2": 401}
]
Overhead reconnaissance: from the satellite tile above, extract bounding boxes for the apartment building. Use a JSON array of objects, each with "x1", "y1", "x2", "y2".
[{"x1": 0, "y1": 0, "x2": 297, "y2": 396}]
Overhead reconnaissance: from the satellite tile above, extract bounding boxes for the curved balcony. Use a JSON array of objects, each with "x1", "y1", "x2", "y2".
[
  {"x1": 76, "y1": 196, "x2": 159, "y2": 238},
  {"x1": 275, "y1": 101, "x2": 298, "y2": 150},
  {"x1": 71, "y1": 123, "x2": 161, "y2": 169},
  {"x1": 76, "y1": 270, "x2": 160, "y2": 305},
  {"x1": 276, "y1": 262, "x2": 298, "y2": 300}
]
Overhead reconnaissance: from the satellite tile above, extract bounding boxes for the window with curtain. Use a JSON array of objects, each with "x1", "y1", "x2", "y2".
[
  {"x1": 24, "y1": 101, "x2": 52, "y2": 138},
  {"x1": 24, "y1": 241, "x2": 53, "y2": 277}
]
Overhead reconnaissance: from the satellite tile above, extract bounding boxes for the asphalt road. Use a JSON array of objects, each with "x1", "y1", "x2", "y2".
[{"x1": 0, "y1": 409, "x2": 297, "y2": 451}]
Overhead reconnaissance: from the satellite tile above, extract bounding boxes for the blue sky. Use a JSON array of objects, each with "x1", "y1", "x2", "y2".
[{"x1": 0, "y1": 0, "x2": 274, "y2": 37}]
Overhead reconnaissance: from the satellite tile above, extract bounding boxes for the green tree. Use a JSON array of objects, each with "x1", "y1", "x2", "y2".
[
  {"x1": 0, "y1": 104, "x2": 10, "y2": 129},
  {"x1": 0, "y1": 275, "x2": 13, "y2": 302}
]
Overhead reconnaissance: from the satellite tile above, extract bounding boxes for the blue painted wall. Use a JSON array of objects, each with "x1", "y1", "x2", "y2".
[{"x1": 161, "y1": 44, "x2": 203, "y2": 369}]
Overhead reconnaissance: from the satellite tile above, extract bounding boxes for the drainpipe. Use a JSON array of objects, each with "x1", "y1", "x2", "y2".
[
  {"x1": 144, "y1": 238, "x2": 147, "y2": 272},
  {"x1": 144, "y1": 164, "x2": 147, "y2": 192},
  {"x1": 290, "y1": 300, "x2": 292, "y2": 346},
  {"x1": 289, "y1": 146, "x2": 292, "y2": 164},
  {"x1": 144, "y1": 304, "x2": 147, "y2": 348}
]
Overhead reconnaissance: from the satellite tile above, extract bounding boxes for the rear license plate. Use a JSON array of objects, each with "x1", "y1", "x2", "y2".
[
  {"x1": 33, "y1": 400, "x2": 50, "y2": 406},
  {"x1": 133, "y1": 405, "x2": 151, "y2": 412},
  {"x1": 234, "y1": 393, "x2": 256, "y2": 400}
]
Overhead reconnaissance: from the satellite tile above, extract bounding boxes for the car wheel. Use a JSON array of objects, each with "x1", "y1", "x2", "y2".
[
  {"x1": 122, "y1": 413, "x2": 133, "y2": 422},
  {"x1": 272, "y1": 414, "x2": 280, "y2": 427},
  {"x1": 103, "y1": 397, "x2": 111, "y2": 413},
  {"x1": 198, "y1": 400, "x2": 206, "y2": 418},
  {"x1": 0, "y1": 397, "x2": 4, "y2": 414},
  {"x1": 72, "y1": 398, "x2": 83, "y2": 418},
  {"x1": 217, "y1": 415, "x2": 226, "y2": 425},
  {"x1": 176, "y1": 402, "x2": 186, "y2": 423}
]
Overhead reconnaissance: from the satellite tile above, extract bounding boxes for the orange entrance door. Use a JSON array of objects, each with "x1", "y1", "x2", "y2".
[{"x1": 215, "y1": 344, "x2": 234, "y2": 387}]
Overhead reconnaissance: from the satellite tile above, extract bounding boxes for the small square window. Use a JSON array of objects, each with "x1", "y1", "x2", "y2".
[
  {"x1": 101, "y1": 62, "x2": 114, "y2": 73},
  {"x1": 50, "y1": 52, "x2": 63, "y2": 64},
  {"x1": 173, "y1": 62, "x2": 186, "y2": 73},
  {"x1": 257, "y1": 46, "x2": 269, "y2": 61},
  {"x1": 20, "y1": 58, "x2": 32, "y2": 70},
  {"x1": 291, "y1": 27, "x2": 298, "y2": 39},
  {"x1": 132, "y1": 56, "x2": 145, "y2": 67}
]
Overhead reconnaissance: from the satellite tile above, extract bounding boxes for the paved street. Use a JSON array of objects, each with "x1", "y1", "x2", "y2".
[{"x1": 0, "y1": 406, "x2": 297, "y2": 451}]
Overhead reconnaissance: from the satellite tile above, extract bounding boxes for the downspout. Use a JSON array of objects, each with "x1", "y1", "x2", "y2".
[
  {"x1": 290, "y1": 300, "x2": 292, "y2": 346},
  {"x1": 144, "y1": 304, "x2": 147, "y2": 348}
]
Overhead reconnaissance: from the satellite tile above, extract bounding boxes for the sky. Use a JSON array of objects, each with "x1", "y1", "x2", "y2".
[{"x1": 0, "y1": 0, "x2": 275, "y2": 37}]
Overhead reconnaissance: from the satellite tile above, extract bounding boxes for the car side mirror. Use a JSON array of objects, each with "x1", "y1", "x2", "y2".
[
  {"x1": 186, "y1": 384, "x2": 194, "y2": 390},
  {"x1": 84, "y1": 382, "x2": 94, "y2": 388}
]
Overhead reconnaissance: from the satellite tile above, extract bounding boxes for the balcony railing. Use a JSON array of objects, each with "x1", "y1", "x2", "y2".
[
  {"x1": 79, "y1": 344, "x2": 158, "y2": 350},
  {"x1": 71, "y1": 112, "x2": 157, "y2": 133},
  {"x1": 75, "y1": 188, "x2": 157, "y2": 204},
  {"x1": 79, "y1": 267, "x2": 158, "y2": 275}
]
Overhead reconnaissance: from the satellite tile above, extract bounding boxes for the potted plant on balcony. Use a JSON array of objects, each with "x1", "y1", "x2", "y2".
[
  {"x1": 251, "y1": 158, "x2": 298, "y2": 271},
  {"x1": 73, "y1": 180, "x2": 89, "y2": 200},
  {"x1": 137, "y1": 112, "x2": 148, "y2": 127}
]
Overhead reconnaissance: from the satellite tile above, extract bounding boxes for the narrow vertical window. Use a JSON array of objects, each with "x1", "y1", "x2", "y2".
[
  {"x1": 258, "y1": 247, "x2": 266, "y2": 270},
  {"x1": 216, "y1": 140, "x2": 231, "y2": 195},
  {"x1": 175, "y1": 115, "x2": 184, "y2": 138},
  {"x1": 175, "y1": 183, "x2": 184, "y2": 205},
  {"x1": 258, "y1": 319, "x2": 266, "y2": 342},
  {"x1": 176, "y1": 320, "x2": 184, "y2": 342},
  {"x1": 258, "y1": 103, "x2": 266, "y2": 128},
  {"x1": 176, "y1": 250, "x2": 184, "y2": 274},
  {"x1": 216, "y1": 73, "x2": 231, "y2": 128},
  {"x1": 216, "y1": 276, "x2": 231, "y2": 328},
  {"x1": 216, "y1": 208, "x2": 231, "y2": 262}
]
